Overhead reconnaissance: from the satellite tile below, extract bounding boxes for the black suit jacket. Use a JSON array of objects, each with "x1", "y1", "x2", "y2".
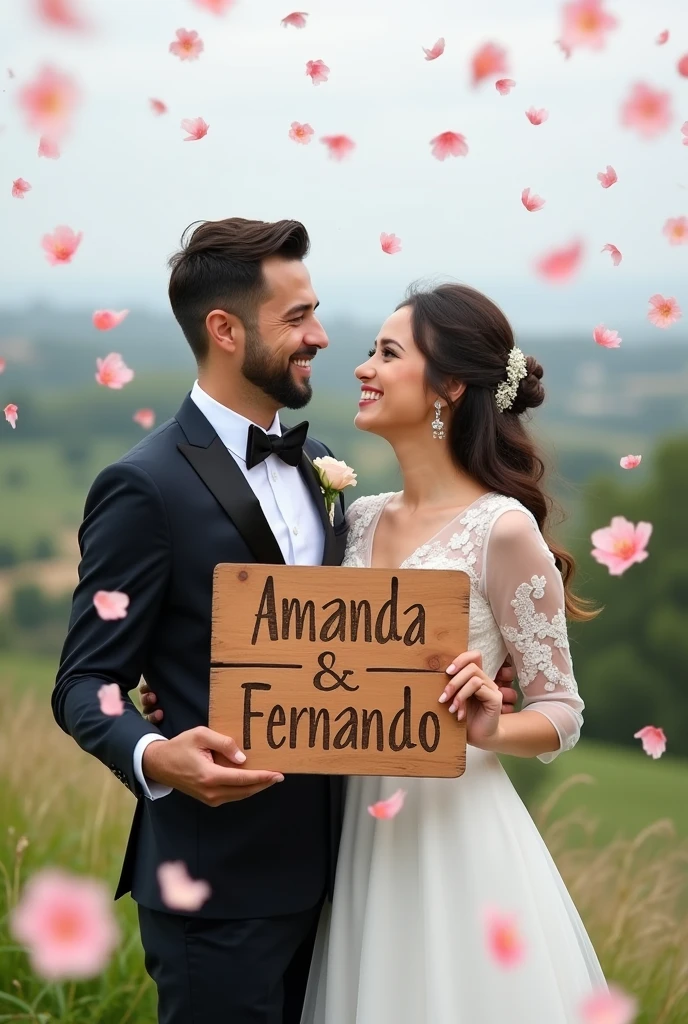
[{"x1": 52, "y1": 394, "x2": 348, "y2": 919}]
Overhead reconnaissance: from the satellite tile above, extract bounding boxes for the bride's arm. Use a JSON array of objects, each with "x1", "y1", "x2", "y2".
[{"x1": 477, "y1": 508, "x2": 585, "y2": 762}]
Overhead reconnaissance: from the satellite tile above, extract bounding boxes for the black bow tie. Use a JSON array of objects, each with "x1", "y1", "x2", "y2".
[{"x1": 245, "y1": 421, "x2": 309, "y2": 471}]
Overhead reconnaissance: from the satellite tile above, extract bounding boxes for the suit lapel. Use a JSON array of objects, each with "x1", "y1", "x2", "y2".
[{"x1": 176, "y1": 395, "x2": 285, "y2": 565}]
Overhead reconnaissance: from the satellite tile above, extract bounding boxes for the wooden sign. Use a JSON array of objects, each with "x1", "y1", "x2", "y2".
[{"x1": 209, "y1": 564, "x2": 470, "y2": 778}]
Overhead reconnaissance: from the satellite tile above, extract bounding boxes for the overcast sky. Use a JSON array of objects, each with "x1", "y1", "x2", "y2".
[{"x1": 1, "y1": 0, "x2": 687, "y2": 338}]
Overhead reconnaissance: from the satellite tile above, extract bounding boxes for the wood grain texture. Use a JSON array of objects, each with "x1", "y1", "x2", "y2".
[{"x1": 209, "y1": 564, "x2": 470, "y2": 778}]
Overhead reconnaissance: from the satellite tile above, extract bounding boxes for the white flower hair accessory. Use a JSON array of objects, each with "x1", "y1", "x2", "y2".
[{"x1": 494, "y1": 346, "x2": 528, "y2": 413}]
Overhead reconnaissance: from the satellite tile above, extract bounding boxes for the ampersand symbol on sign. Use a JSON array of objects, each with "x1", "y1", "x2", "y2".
[{"x1": 312, "y1": 651, "x2": 359, "y2": 692}]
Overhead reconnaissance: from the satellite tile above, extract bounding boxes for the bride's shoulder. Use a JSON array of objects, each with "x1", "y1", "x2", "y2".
[
  {"x1": 478, "y1": 494, "x2": 540, "y2": 544},
  {"x1": 345, "y1": 491, "x2": 395, "y2": 526}
]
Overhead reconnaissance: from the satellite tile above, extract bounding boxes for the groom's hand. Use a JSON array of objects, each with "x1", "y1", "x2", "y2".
[{"x1": 141, "y1": 727, "x2": 284, "y2": 806}]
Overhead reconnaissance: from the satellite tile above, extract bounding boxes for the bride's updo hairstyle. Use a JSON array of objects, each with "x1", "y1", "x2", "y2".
[{"x1": 397, "y1": 282, "x2": 595, "y2": 622}]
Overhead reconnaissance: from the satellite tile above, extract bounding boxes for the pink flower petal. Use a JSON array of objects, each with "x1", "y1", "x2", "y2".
[
  {"x1": 633, "y1": 725, "x2": 667, "y2": 759},
  {"x1": 680, "y1": 121, "x2": 688, "y2": 146},
  {"x1": 92, "y1": 309, "x2": 129, "y2": 331},
  {"x1": 10, "y1": 869, "x2": 119, "y2": 980},
  {"x1": 521, "y1": 187, "x2": 545, "y2": 212},
  {"x1": 38, "y1": 135, "x2": 60, "y2": 159},
  {"x1": 619, "y1": 455, "x2": 642, "y2": 469},
  {"x1": 4, "y1": 403, "x2": 18, "y2": 429},
  {"x1": 95, "y1": 353, "x2": 134, "y2": 390},
  {"x1": 620, "y1": 82, "x2": 673, "y2": 139},
  {"x1": 534, "y1": 240, "x2": 584, "y2": 283},
  {"x1": 368, "y1": 788, "x2": 406, "y2": 819},
  {"x1": 430, "y1": 131, "x2": 468, "y2": 160},
  {"x1": 93, "y1": 590, "x2": 129, "y2": 620},
  {"x1": 590, "y1": 516, "x2": 652, "y2": 575},
  {"x1": 97, "y1": 683, "x2": 125, "y2": 716},
  {"x1": 484, "y1": 907, "x2": 526, "y2": 968},
  {"x1": 0, "y1": 358, "x2": 6, "y2": 374},
  {"x1": 169, "y1": 28, "x2": 204, "y2": 61},
  {"x1": 35, "y1": 0, "x2": 90, "y2": 32},
  {"x1": 580, "y1": 984, "x2": 638, "y2": 1024},
  {"x1": 320, "y1": 134, "x2": 355, "y2": 160},
  {"x1": 282, "y1": 11, "x2": 308, "y2": 29},
  {"x1": 555, "y1": 38, "x2": 573, "y2": 59},
  {"x1": 678, "y1": 55, "x2": 688, "y2": 78},
  {"x1": 380, "y1": 232, "x2": 402, "y2": 254},
  {"x1": 656, "y1": 30, "x2": 669, "y2": 45},
  {"x1": 12, "y1": 177, "x2": 32, "y2": 199},
  {"x1": 133, "y1": 408, "x2": 156, "y2": 430},
  {"x1": 495, "y1": 78, "x2": 516, "y2": 95},
  {"x1": 525, "y1": 106, "x2": 549, "y2": 125},
  {"x1": 471, "y1": 42, "x2": 508, "y2": 86},
  {"x1": 423, "y1": 37, "x2": 445, "y2": 61},
  {"x1": 17, "y1": 65, "x2": 80, "y2": 139},
  {"x1": 597, "y1": 164, "x2": 617, "y2": 188},
  {"x1": 601, "y1": 243, "x2": 622, "y2": 266},
  {"x1": 289, "y1": 121, "x2": 314, "y2": 144},
  {"x1": 193, "y1": 0, "x2": 237, "y2": 12},
  {"x1": 662, "y1": 216, "x2": 688, "y2": 245},
  {"x1": 560, "y1": 0, "x2": 618, "y2": 51},
  {"x1": 181, "y1": 117, "x2": 209, "y2": 141},
  {"x1": 158, "y1": 862, "x2": 211, "y2": 911},
  {"x1": 593, "y1": 324, "x2": 622, "y2": 348},
  {"x1": 150, "y1": 98, "x2": 167, "y2": 116},
  {"x1": 647, "y1": 293, "x2": 682, "y2": 328},
  {"x1": 306, "y1": 59, "x2": 330, "y2": 85},
  {"x1": 41, "y1": 224, "x2": 82, "y2": 265}
]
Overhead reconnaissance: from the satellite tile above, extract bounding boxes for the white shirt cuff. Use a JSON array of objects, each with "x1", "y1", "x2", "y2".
[{"x1": 133, "y1": 734, "x2": 172, "y2": 800}]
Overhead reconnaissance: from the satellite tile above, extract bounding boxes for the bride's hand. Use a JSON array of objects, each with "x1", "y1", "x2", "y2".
[{"x1": 439, "y1": 650, "x2": 503, "y2": 747}]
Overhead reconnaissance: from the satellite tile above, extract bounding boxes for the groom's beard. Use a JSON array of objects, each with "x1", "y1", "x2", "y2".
[{"x1": 242, "y1": 325, "x2": 312, "y2": 410}]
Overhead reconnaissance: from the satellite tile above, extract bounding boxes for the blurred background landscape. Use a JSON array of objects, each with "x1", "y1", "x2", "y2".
[{"x1": 1, "y1": 0, "x2": 687, "y2": 1019}]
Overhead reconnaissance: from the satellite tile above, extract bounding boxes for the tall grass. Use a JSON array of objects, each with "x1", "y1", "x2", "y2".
[{"x1": 1, "y1": 690, "x2": 687, "y2": 1023}]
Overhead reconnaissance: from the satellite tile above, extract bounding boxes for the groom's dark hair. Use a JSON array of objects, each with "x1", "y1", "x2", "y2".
[{"x1": 168, "y1": 217, "x2": 311, "y2": 361}]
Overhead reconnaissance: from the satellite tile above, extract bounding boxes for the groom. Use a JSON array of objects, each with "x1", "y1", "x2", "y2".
[{"x1": 52, "y1": 217, "x2": 518, "y2": 1024}]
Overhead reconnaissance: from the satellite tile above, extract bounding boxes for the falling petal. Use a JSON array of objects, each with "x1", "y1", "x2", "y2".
[
  {"x1": 368, "y1": 788, "x2": 406, "y2": 819},
  {"x1": 647, "y1": 293, "x2": 682, "y2": 328},
  {"x1": 471, "y1": 42, "x2": 508, "y2": 86},
  {"x1": 0, "y1": 358, "x2": 6, "y2": 374},
  {"x1": 181, "y1": 117, "x2": 209, "y2": 141},
  {"x1": 525, "y1": 106, "x2": 548, "y2": 125},
  {"x1": 10, "y1": 869, "x2": 119, "y2": 981},
  {"x1": 97, "y1": 683, "x2": 125, "y2": 716},
  {"x1": 555, "y1": 38, "x2": 572, "y2": 59},
  {"x1": 4, "y1": 404, "x2": 18, "y2": 429},
  {"x1": 193, "y1": 0, "x2": 236, "y2": 12},
  {"x1": 534, "y1": 240, "x2": 584, "y2": 283},
  {"x1": 380, "y1": 232, "x2": 402, "y2": 254},
  {"x1": 320, "y1": 134, "x2": 355, "y2": 160},
  {"x1": 35, "y1": 0, "x2": 90, "y2": 32},
  {"x1": 560, "y1": 0, "x2": 618, "y2": 51},
  {"x1": 92, "y1": 309, "x2": 129, "y2": 331},
  {"x1": 656, "y1": 29, "x2": 669, "y2": 45},
  {"x1": 289, "y1": 121, "x2": 314, "y2": 144},
  {"x1": 484, "y1": 907, "x2": 526, "y2": 968},
  {"x1": 521, "y1": 187, "x2": 545, "y2": 211},
  {"x1": 620, "y1": 455, "x2": 642, "y2": 469},
  {"x1": 620, "y1": 82, "x2": 673, "y2": 139},
  {"x1": 591, "y1": 516, "x2": 652, "y2": 575},
  {"x1": 495, "y1": 78, "x2": 516, "y2": 95},
  {"x1": 41, "y1": 225, "x2": 82, "y2": 265},
  {"x1": 133, "y1": 408, "x2": 156, "y2": 430},
  {"x1": 633, "y1": 725, "x2": 667, "y2": 759},
  {"x1": 430, "y1": 131, "x2": 468, "y2": 160},
  {"x1": 149, "y1": 98, "x2": 167, "y2": 116},
  {"x1": 158, "y1": 862, "x2": 211, "y2": 911},
  {"x1": 662, "y1": 216, "x2": 688, "y2": 245},
  {"x1": 593, "y1": 324, "x2": 622, "y2": 348},
  {"x1": 678, "y1": 55, "x2": 688, "y2": 78},
  {"x1": 681, "y1": 122, "x2": 688, "y2": 146},
  {"x1": 17, "y1": 65, "x2": 80, "y2": 139},
  {"x1": 38, "y1": 135, "x2": 60, "y2": 158},
  {"x1": 93, "y1": 590, "x2": 129, "y2": 620},
  {"x1": 95, "y1": 353, "x2": 134, "y2": 389},
  {"x1": 281, "y1": 11, "x2": 308, "y2": 29},
  {"x1": 306, "y1": 59, "x2": 330, "y2": 85},
  {"x1": 597, "y1": 164, "x2": 617, "y2": 188},
  {"x1": 423, "y1": 38, "x2": 445, "y2": 61},
  {"x1": 601, "y1": 243, "x2": 622, "y2": 265},
  {"x1": 12, "y1": 177, "x2": 32, "y2": 199},
  {"x1": 169, "y1": 28, "x2": 204, "y2": 61}
]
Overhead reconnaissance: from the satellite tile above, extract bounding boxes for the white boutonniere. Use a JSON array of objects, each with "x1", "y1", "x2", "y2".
[{"x1": 312, "y1": 456, "x2": 357, "y2": 525}]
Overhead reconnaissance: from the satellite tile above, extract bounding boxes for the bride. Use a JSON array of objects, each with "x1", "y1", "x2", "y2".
[{"x1": 300, "y1": 282, "x2": 605, "y2": 1023}]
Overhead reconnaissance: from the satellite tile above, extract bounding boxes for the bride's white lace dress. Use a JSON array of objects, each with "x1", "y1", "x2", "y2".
[{"x1": 301, "y1": 492, "x2": 606, "y2": 1024}]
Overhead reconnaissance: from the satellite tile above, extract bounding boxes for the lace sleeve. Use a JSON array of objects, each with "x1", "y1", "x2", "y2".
[{"x1": 481, "y1": 508, "x2": 584, "y2": 763}]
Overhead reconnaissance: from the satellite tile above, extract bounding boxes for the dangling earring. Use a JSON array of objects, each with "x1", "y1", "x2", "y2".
[{"x1": 431, "y1": 399, "x2": 445, "y2": 440}]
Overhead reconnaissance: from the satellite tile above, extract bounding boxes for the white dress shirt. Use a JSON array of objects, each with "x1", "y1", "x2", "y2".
[{"x1": 133, "y1": 381, "x2": 326, "y2": 799}]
